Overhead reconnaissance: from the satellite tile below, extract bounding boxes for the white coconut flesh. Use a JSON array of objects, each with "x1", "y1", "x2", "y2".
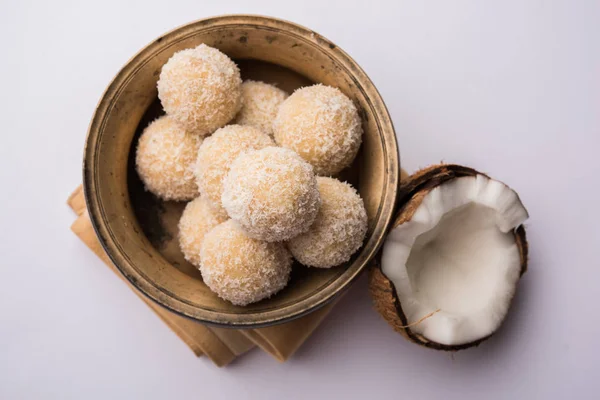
[{"x1": 381, "y1": 175, "x2": 529, "y2": 346}]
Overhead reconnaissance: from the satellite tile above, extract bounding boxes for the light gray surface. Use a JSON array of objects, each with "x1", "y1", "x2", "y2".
[{"x1": 1, "y1": 1, "x2": 599, "y2": 399}]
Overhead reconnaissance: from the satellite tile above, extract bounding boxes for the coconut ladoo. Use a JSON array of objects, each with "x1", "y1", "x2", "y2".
[
  {"x1": 177, "y1": 196, "x2": 228, "y2": 267},
  {"x1": 222, "y1": 147, "x2": 321, "y2": 242},
  {"x1": 370, "y1": 164, "x2": 529, "y2": 350},
  {"x1": 157, "y1": 44, "x2": 242, "y2": 136},
  {"x1": 273, "y1": 84, "x2": 362, "y2": 176},
  {"x1": 200, "y1": 220, "x2": 292, "y2": 306},
  {"x1": 233, "y1": 80, "x2": 288, "y2": 137},
  {"x1": 135, "y1": 115, "x2": 202, "y2": 201},
  {"x1": 287, "y1": 177, "x2": 367, "y2": 268}
]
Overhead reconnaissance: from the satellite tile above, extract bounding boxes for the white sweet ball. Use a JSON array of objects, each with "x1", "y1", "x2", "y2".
[
  {"x1": 222, "y1": 147, "x2": 321, "y2": 242},
  {"x1": 177, "y1": 197, "x2": 228, "y2": 267},
  {"x1": 200, "y1": 220, "x2": 292, "y2": 306},
  {"x1": 288, "y1": 177, "x2": 368, "y2": 268},
  {"x1": 234, "y1": 80, "x2": 288, "y2": 136},
  {"x1": 135, "y1": 115, "x2": 201, "y2": 201},
  {"x1": 273, "y1": 84, "x2": 362, "y2": 176},
  {"x1": 157, "y1": 44, "x2": 242, "y2": 136}
]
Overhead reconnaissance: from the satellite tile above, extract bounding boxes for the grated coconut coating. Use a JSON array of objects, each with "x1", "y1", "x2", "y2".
[
  {"x1": 222, "y1": 147, "x2": 321, "y2": 242},
  {"x1": 233, "y1": 80, "x2": 288, "y2": 137},
  {"x1": 157, "y1": 44, "x2": 242, "y2": 136},
  {"x1": 177, "y1": 196, "x2": 228, "y2": 267},
  {"x1": 200, "y1": 220, "x2": 292, "y2": 306},
  {"x1": 194, "y1": 124, "x2": 274, "y2": 218},
  {"x1": 135, "y1": 115, "x2": 202, "y2": 201},
  {"x1": 288, "y1": 177, "x2": 368, "y2": 268},
  {"x1": 273, "y1": 84, "x2": 363, "y2": 176}
]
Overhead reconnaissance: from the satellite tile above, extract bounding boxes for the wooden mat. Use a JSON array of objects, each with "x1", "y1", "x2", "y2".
[{"x1": 68, "y1": 186, "x2": 336, "y2": 367}]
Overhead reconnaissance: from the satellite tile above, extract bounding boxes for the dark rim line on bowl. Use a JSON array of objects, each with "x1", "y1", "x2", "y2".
[{"x1": 83, "y1": 15, "x2": 399, "y2": 327}]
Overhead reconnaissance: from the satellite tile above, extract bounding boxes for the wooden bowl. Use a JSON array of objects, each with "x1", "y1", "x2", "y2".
[{"x1": 83, "y1": 15, "x2": 399, "y2": 327}]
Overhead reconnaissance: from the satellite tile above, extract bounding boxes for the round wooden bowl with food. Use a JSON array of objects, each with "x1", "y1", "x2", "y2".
[{"x1": 83, "y1": 15, "x2": 400, "y2": 327}]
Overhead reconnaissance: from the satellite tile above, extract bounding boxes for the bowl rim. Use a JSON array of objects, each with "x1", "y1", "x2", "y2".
[{"x1": 83, "y1": 14, "x2": 400, "y2": 328}]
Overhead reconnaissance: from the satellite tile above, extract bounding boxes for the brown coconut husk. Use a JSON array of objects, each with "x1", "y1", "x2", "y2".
[{"x1": 370, "y1": 164, "x2": 529, "y2": 351}]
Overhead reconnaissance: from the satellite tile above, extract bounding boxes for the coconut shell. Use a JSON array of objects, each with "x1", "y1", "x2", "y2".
[{"x1": 369, "y1": 164, "x2": 529, "y2": 351}]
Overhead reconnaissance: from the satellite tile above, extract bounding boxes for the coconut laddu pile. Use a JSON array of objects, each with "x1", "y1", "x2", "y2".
[{"x1": 135, "y1": 44, "x2": 367, "y2": 306}]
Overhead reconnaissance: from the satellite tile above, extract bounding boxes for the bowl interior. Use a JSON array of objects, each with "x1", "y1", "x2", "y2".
[{"x1": 85, "y1": 16, "x2": 398, "y2": 327}]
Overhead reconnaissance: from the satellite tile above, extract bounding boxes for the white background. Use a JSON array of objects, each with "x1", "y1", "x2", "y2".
[{"x1": 1, "y1": 0, "x2": 599, "y2": 398}]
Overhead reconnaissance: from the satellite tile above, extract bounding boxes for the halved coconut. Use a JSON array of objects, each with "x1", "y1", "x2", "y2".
[{"x1": 370, "y1": 164, "x2": 529, "y2": 350}]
